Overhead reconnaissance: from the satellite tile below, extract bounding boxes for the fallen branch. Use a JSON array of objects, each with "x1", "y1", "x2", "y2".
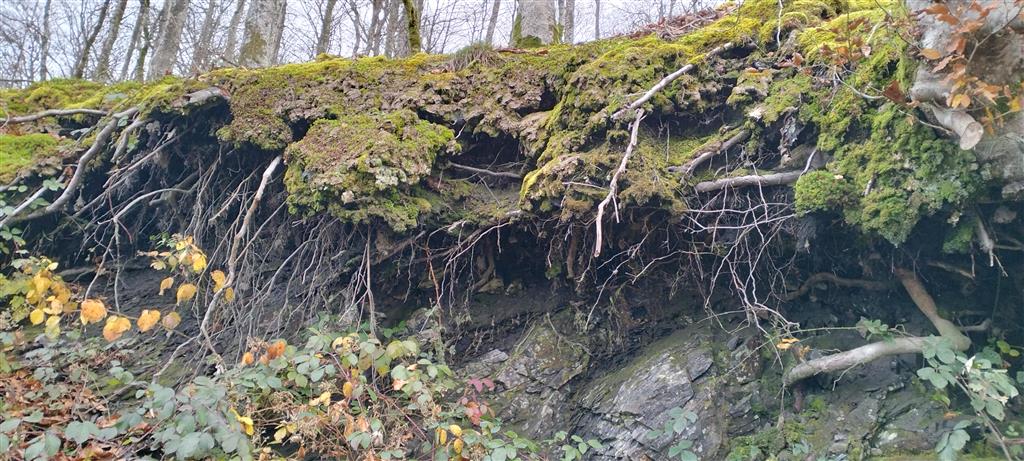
[
  {"x1": 612, "y1": 42, "x2": 734, "y2": 119},
  {"x1": 781, "y1": 272, "x2": 892, "y2": 301},
  {"x1": 447, "y1": 161, "x2": 522, "y2": 179},
  {"x1": 694, "y1": 169, "x2": 803, "y2": 193},
  {"x1": 784, "y1": 268, "x2": 971, "y2": 385},
  {"x1": 594, "y1": 108, "x2": 645, "y2": 257},
  {"x1": 3, "y1": 108, "x2": 108, "y2": 124},
  {"x1": 668, "y1": 129, "x2": 750, "y2": 176}
]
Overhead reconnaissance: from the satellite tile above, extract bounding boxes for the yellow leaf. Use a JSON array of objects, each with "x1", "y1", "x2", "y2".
[
  {"x1": 776, "y1": 337, "x2": 800, "y2": 351},
  {"x1": 191, "y1": 253, "x2": 207, "y2": 273},
  {"x1": 920, "y1": 48, "x2": 942, "y2": 60},
  {"x1": 950, "y1": 93, "x2": 971, "y2": 109},
  {"x1": 453, "y1": 439, "x2": 464, "y2": 454},
  {"x1": 437, "y1": 428, "x2": 448, "y2": 445},
  {"x1": 102, "y1": 316, "x2": 132, "y2": 342},
  {"x1": 44, "y1": 297, "x2": 63, "y2": 315},
  {"x1": 80, "y1": 299, "x2": 107, "y2": 325},
  {"x1": 223, "y1": 287, "x2": 235, "y2": 302},
  {"x1": 162, "y1": 311, "x2": 182, "y2": 330},
  {"x1": 176, "y1": 283, "x2": 197, "y2": 305},
  {"x1": 233, "y1": 411, "x2": 255, "y2": 436},
  {"x1": 448, "y1": 424, "x2": 462, "y2": 437},
  {"x1": 150, "y1": 260, "x2": 166, "y2": 271},
  {"x1": 137, "y1": 310, "x2": 161, "y2": 332},
  {"x1": 342, "y1": 381, "x2": 353, "y2": 398},
  {"x1": 32, "y1": 274, "x2": 52, "y2": 297},
  {"x1": 45, "y1": 315, "x2": 61, "y2": 339},
  {"x1": 29, "y1": 308, "x2": 45, "y2": 325},
  {"x1": 273, "y1": 426, "x2": 288, "y2": 443},
  {"x1": 159, "y1": 277, "x2": 174, "y2": 296},
  {"x1": 211, "y1": 270, "x2": 226, "y2": 292}
]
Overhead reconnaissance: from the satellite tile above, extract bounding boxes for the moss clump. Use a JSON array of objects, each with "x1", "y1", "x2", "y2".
[
  {"x1": 0, "y1": 79, "x2": 141, "y2": 117},
  {"x1": 283, "y1": 109, "x2": 457, "y2": 231},
  {"x1": 942, "y1": 216, "x2": 977, "y2": 254},
  {"x1": 794, "y1": 170, "x2": 856, "y2": 212},
  {"x1": 825, "y1": 106, "x2": 979, "y2": 244},
  {"x1": 0, "y1": 134, "x2": 60, "y2": 183}
]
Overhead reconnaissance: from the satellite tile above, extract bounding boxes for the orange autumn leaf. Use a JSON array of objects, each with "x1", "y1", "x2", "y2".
[
  {"x1": 103, "y1": 316, "x2": 132, "y2": 342},
  {"x1": 80, "y1": 299, "x2": 107, "y2": 325},
  {"x1": 137, "y1": 310, "x2": 161, "y2": 332},
  {"x1": 241, "y1": 352, "x2": 255, "y2": 366},
  {"x1": 267, "y1": 340, "x2": 287, "y2": 360}
]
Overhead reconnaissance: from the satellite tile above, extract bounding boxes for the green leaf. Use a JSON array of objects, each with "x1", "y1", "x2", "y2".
[
  {"x1": 0, "y1": 418, "x2": 20, "y2": 433},
  {"x1": 64, "y1": 421, "x2": 98, "y2": 445}
]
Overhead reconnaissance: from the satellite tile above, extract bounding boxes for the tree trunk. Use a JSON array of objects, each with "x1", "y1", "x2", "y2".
[
  {"x1": 562, "y1": 0, "x2": 574, "y2": 43},
  {"x1": 119, "y1": 0, "x2": 147, "y2": 80},
  {"x1": 515, "y1": 0, "x2": 556, "y2": 46},
  {"x1": 366, "y1": 0, "x2": 383, "y2": 55},
  {"x1": 593, "y1": 0, "x2": 600, "y2": 40},
  {"x1": 238, "y1": 0, "x2": 287, "y2": 67},
  {"x1": 192, "y1": 0, "x2": 220, "y2": 72},
  {"x1": 315, "y1": 0, "x2": 339, "y2": 55},
  {"x1": 400, "y1": 0, "x2": 420, "y2": 54},
  {"x1": 132, "y1": 0, "x2": 153, "y2": 81},
  {"x1": 72, "y1": 0, "x2": 112, "y2": 79},
  {"x1": 484, "y1": 0, "x2": 500, "y2": 45},
  {"x1": 223, "y1": 0, "x2": 248, "y2": 61},
  {"x1": 148, "y1": 0, "x2": 190, "y2": 79},
  {"x1": 39, "y1": 0, "x2": 53, "y2": 80},
  {"x1": 95, "y1": 0, "x2": 130, "y2": 81}
]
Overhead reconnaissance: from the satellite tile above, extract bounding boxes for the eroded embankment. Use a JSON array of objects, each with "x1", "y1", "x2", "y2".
[{"x1": 1, "y1": 0, "x2": 1023, "y2": 459}]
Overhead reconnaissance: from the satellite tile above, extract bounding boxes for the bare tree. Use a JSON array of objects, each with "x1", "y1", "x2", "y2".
[
  {"x1": 563, "y1": 0, "x2": 574, "y2": 42},
  {"x1": 401, "y1": 0, "x2": 421, "y2": 53},
  {"x1": 484, "y1": 0, "x2": 500, "y2": 45},
  {"x1": 516, "y1": 0, "x2": 556, "y2": 45},
  {"x1": 594, "y1": 0, "x2": 600, "y2": 39},
  {"x1": 223, "y1": 0, "x2": 247, "y2": 61},
  {"x1": 95, "y1": 0, "x2": 130, "y2": 81},
  {"x1": 238, "y1": 0, "x2": 288, "y2": 67},
  {"x1": 39, "y1": 0, "x2": 53, "y2": 80},
  {"x1": 315, "y1": 0, "x2": 340, "y2": 54},
  {"x1": 192, "y1": 0, "x2": 221, "y2": 71},
  {"x1": 72, "y1": 0, "x2": 112, "y2": 79},
  {"x1": 148, "y1": 0, "x2": 190, "y2": 79}
]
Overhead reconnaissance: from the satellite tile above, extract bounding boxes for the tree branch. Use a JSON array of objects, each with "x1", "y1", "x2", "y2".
[
  {"x1": 694, "y1": 169, "x2": 803, "y2": 193},
  {"x1": 668, "y1": 129, "x2": 750, "y2": 176}
]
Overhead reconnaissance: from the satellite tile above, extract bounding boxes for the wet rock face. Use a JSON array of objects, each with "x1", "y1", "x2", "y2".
[{"x1": 575, "y1": 328, "x2": 723, "y2": 459}]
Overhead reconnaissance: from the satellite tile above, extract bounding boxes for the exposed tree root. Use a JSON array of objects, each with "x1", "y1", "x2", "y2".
[
  {"x1": 695, "y1": 170, "x2": 803, "y2": 193},
  {"x1": 2, "y1": 108, "x2": 108, "y2": 124},
  {"x1": 594, "y1": 108, "x2": 644, "y2": 257},
  {"x1": 611, "y1": 42, "x2": 734, "y2": 119},
  {"x1": 668, "y1": 129, "x2": 750, "y2": 176},
  {"x1": 5, "y1": 107, "x2": 139, "y2": 225},
  {"x1": 447, "y1": 161, "x2": 522, "y2": 179},
  {"x1": 784, "y1": 268, "x2": 972, "y2": 386},
  {"x1": 780, "y1": 272, "x2": 891, "y2": 301}
]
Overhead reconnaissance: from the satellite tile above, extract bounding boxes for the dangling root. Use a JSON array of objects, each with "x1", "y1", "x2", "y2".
[{"x1": 783, "y1": 268, "x2": 971, "y2": 386}]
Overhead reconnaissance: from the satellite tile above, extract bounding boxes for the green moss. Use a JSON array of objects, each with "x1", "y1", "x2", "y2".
[
  {"x1": 0, "y1": 134, "x2": 60, "y2": 183},
  {"x1": 794, "y1": 170, "x2": 857, "y2": 212},
  {"x1": 828, "y1": 105, "x2": 979, "y2": 244},
  {"x1": 283, "y1": 109, "x2": 457, "y2": 231},
  {"x1": 942, "y1": 217, "x2": 977, "y2": 254}
]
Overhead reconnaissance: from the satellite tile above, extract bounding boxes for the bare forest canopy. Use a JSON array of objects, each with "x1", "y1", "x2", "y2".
[
  {"x1": 0, "y1": 0, "x2": 722, "y2": 86},
  {"x1": 1, "y1": 0, "x2": 1024, "y2": 459}
]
